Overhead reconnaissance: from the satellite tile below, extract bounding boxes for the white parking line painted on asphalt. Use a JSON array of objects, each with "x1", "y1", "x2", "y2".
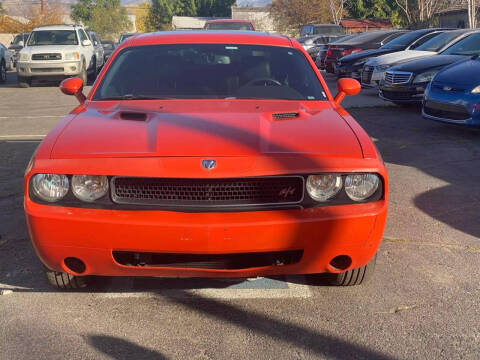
[
  {"x1": 0, "y1": 135, "x2": 46, "y2": 140},
  {"x1": 99, "y1": 276, "x2": 312, "y2": 299}
]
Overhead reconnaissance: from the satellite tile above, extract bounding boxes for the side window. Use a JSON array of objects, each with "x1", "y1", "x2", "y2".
[
  {"x1": 78, "y1": 29, "x2": 88, "y2": 44},
  {"x1": 410, "y1": 32, "x2": 439, "y2": 49}
]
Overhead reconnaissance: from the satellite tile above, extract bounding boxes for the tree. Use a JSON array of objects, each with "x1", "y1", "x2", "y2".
[
  {"x1": 175, "y1": 0, "x2": 197, "y2": 16},
  {"x1": 394, "y1": 0, "x2": 448, "y2": 26},
  {"x1": 147, "y1": 0, "x2": 174, "y2": 30},
  {"x1": 329, "y1": 0, "x2": 347, "y2": 24},
  {"x1": 270, "y1": 0, "x2": 331, "y2": 36},
  {"x1": 467, "y1": 0, "x2": 477, "y2": 28},
  {"x1": 135, "y1": 1, "x2": 153, "y2": 32},
  {"x1": 71, "y1": 0, "x2": 132, "y2": 39}
]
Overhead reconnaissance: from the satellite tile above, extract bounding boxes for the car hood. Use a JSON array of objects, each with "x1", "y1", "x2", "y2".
[
  {"x1": 366, "y1": 50, "x2": 436, "y2": 66},
  {"x1": 21, "y1": 44, "x2": 81, "y2": 55},
  {"x1": 433, "y1": 58, "x2": 480, "y2": 86},
  {"x1": 51, "y1": 100, "x2": 364, "y2": 159},
  {"x1": 389, "y1": 55, "x2": 466, "y2": 73},
  {"x1": 339, "y1": 48, "x2": 394, "y2": 64}
]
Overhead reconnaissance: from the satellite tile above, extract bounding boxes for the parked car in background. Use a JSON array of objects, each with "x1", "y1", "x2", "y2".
[
  {"x1": 102, "y1": 40, "x2": 115, "y2": 62},
  {"x1": 306, "y1": 35, "x2": 347, "y2": 61},
  {"x1": 0, "y1": 43, "x2": 13, "y2": 82},
  {"x1": 8, "y1": 32, "x2": 30, "y2": 67},
  {"x1": 16, "y1": 24, "x2": 96, "y2": 87},
  {"x1": 325, "y1": 30, "x2": 407, "y2": 74},
  {"x1": 25, "y1": 31, "x2": 387, "y2": 289},
  {"x1": 204, "y1": 19, "x2": 255, "y2": 31},
  {"x1": 364, "y1": 29, "x2": 472, "y2": 88},
  {"x1": 315, "y1": 34, "x2": 359, "y2": 70},
  {"x1": 379, "y1": 31, "x2": 480, "y2": 104},
  {"x1": 87, "y1": 31, "x2": 104, "y2": 73},
  {"x1": 297, "y1": 24, "x2": 345, "y2": 52},
  {"x1": 422, "y1": 57, "x2": 480, "y2": 128},
  {"x1": 336, "y1": 28, "x2": 450, "y2": 82},
  {"x1": 118, "y1": 33, "x2": 137, "y2": 44}
]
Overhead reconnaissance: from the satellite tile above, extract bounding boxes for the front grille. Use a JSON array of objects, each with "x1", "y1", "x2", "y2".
[
  {"x1": 424, "y1": 100, "x2": 471, "y2": 121},
  {"x1": 381, "y1": 90, "x2": 418, "y2": 101},
  {"x1": 112, "y1": 250, "x2": 304, "y2": 269},
  {"x1": 111, "y1": 176, "x2": 304, "y2": 207},
  {"x1": 31, "y1": 67, "x2": 64, "y2": 73},
  {"x1": 362, "y1": 66, "x2": 373, "y2": 84},
  {"x1": 32, "y1": 53, "x2": 62, "y2": 61},
  {"x1": 385, "y1": 71, "x2": 412, "y2": 85}
]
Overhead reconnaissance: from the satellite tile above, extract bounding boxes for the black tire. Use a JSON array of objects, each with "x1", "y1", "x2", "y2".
[
  {"x1": 17, "y1": 75, "x2": 31, "y2": 88},
  {"x1": 45, "y1": 269, "x2": 89, "y2": 289},
  {"x1": 0, "y1": 60, "x2": 6, "y2": 83},
  {"x1": 328, "y1": 254, "x2": 376, "y2": 286},
  {"x1": 88, "y1": 57, "x2": 97, "y2": 82}
]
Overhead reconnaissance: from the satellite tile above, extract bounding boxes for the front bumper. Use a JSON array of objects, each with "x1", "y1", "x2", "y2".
[
  {"x1": 337, "y1": 64, "x2": 362, "y2": 80},
  {"x1": 422, "y1": 85, "x2": 480, "y2": 127},
  {"x1": 379, "y1": 80, "x2": 428, "y2": 103},
  {"x1": 17, "y1": 60, "x2": 82, "y2": 78},
  {"x1": 25, "y1": 197, "x2": 387, "y2": 278}
]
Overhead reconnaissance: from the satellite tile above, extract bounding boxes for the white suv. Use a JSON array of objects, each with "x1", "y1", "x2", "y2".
[{"x1": 16, "y1": 24, "x2": 100, "y2": 87}]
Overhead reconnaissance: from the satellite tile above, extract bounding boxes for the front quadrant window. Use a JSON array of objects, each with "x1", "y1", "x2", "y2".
[{"x1": 93, "y1": 44, "x2": 328, "y2": 101}]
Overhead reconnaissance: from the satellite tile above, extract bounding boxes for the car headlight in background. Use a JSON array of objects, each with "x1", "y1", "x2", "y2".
[
  {"x1": 306, "y1": 174, "x2": 343, "y2": 201},
  {"x1": 471, "y1": 85, "x2": 480, "y2": 94},
  {"x1": 32, "y1": 174, "x2": 69, "y2": 202},
  {"x1": 72, "y1": 175, "x2": 109, "y2": 202},
  {"x1": 345, "y1": 174, "x2": 379, "y2": 201},
  {"x1": 64, "y1": 52, "x2": 80, "y2": 61},
  {"x1": 375, "y1": 64, "x2": 390, "y2": 71},
  {"x1": 412, "y1": 70, "x2": 439, "y2": 84},
  {"x1": 19, "y1": 52, "x2": 30, "y2": 61}
]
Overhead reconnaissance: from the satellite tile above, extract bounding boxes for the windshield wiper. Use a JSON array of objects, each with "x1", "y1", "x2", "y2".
[{"x1": 97, "y1": 94, "x2": 175, "y2": 101}]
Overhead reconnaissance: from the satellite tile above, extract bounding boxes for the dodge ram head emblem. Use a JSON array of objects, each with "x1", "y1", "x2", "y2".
[{"x1": 201, "y1": 159, "x2": 216, "y2": 170}]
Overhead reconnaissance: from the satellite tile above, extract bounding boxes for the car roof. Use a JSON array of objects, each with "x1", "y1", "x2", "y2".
[
  {"x1": 122, "y1": 31, "x2": 292, "y2": 48},
  {"x1": 205, "y1": 19, "x2": 253, "y2": 24},
  {"x1": 33, "y1": 24, "x2": 83, "y2": 31}
]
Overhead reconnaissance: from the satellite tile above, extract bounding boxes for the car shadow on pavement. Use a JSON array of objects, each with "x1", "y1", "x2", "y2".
[
  {"x1": 349, "y1": 106, "x2": 480, "y2": 239},
  {"x1": 87, "y1": 335, "x2": 168, "y2": 360}
]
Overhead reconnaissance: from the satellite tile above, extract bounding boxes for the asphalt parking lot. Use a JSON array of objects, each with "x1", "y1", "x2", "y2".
[{"x1": 1, "y1": 69, "x2": 479, "y2": 359}]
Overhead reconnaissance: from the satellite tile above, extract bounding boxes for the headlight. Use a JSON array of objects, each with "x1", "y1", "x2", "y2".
[
  {"x1": 412, "y1": 70, "x2": 438, "y2": 84},
  {"x1": 353, "y1": 59, "x2": 367, "y2": 66},
  {"x1": 306, "y1": 174, "x2": 343, "y2": 202},
  {"x1": 471, "y1": 85, "x2": 480, "y2": 94},
  {"x1": 19, "y1": 52, "x2": 30, "y2": 61},
  {"x1": 32, "y1": 174, "x2": 69, "y2": 202},
  {"x1": 72, "y1": 175, "x2": 109, "y2": 202},
  {"x1": 376, "y1": 64, "x2": 390, "y2": 71},
  {"x1": 64, "y1": 52, "x2": 79, "y2": 60},
  {"x1": 345, "y1": 174, "x2": 379, "y2": 201}
]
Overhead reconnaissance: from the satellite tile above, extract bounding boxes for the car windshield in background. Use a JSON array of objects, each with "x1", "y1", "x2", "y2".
[
  {"x1": 416, "y1": 31, "x2": 464, "y2": 52},
  {"x1": 13, "y1": 34, "x2": 28, "y2": 45},
  {"x1": 381, "y1": 31, "x2": 423, "y2": 50},
  {"x1": 205, "y1": 22, "x2": 254, "y2": 31},
  {"x1": 441, "y1": 33, "x2": 480, "y2": 56},
  {"x1": 93, "y1": 44, "x2": 326, "y2": 101},
  {"x1": 340, "y1": 31, "x2": 392, "y2": 44},
  {"x1": 313, "y1": 26, "x2": 344, "y2": 35},
  {"x1": 27, "y1": 30, "x2": 78, "y2": 46},
  {"x1": 103, "y1": 43, "x2": 115, "y2": 50}
]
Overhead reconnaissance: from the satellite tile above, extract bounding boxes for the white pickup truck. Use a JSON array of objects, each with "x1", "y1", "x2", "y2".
[{"x1": 16, "y1": 24, "x2": 101, "y2": 87}]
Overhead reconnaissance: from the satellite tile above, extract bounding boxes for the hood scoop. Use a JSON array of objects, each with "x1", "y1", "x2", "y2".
[
  {"x1": 119, "y1": 111, "x2": 148, "y2": 121},
  {"x1": 272, "y1": 112, "x2": 300, "y2": 120}
]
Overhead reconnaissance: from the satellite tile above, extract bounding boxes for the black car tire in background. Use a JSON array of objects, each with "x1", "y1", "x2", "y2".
[{"x1": 17, "y1": 75, "x2": 31, "y2": 87}]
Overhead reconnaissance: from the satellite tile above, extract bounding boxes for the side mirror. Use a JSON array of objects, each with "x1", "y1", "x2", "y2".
[
  {"x1": 60, "y1": 77, "x2": 86, "y2": 104},
  {"x1": 334, "y1": 78, "x2": 361, "y2": 105},
  {"x1": 93, "y1": 40, "x2": 98, "y2": 46},
  {"x1": 18, "y1": 41, "x2": 24, "y2": 47},
  {"x1": 82, "y1": 39, "x2": 92, "y2": 46}
]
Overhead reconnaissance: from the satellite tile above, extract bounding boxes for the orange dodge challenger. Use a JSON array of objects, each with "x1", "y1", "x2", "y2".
[{"x1": 24, "y1": 31, "x2": 388, "y2": 289}]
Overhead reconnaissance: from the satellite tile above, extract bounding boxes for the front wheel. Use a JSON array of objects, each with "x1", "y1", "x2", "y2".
[
  {"x1": 45, "y1": 269, "x2": 89, "y2": 289},
  {"x1": 328, "y1": 254, "x2": 376, "y2": 286}
]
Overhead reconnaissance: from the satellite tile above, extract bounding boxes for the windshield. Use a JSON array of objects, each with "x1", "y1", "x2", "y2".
[
  {"x1": 103, "y1": 43, "x2": 114, "y2": 50},
  {"x1": 416, "y1": 31, "x2": 463, "y2": 52},
  {"x1": 13, "y1": 34, "x2": 29, "y2": 45},
  {"x1": 381, "y1": 31, "x2": 424, "y2": 50},
  {"x1": 205, "y1": 22, "x2": 254, "y2": 31},
  {"x1": 442, "y1": 33, "x2": 480, "y2": 56},
  {"x1": 27, "y1": 30, "x2": 78, "y2": 46},
  {"x1": 313, "y1": 26, "x2": 344, "y2": 35},
  {"x1": 93, "y1": 44, "x2": 326, "y2": 101}
]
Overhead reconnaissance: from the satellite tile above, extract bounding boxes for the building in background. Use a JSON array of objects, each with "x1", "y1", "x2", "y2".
[
  {"x1": 340, "y1": 19, "x2": 393, "y2": 34},
  {"x1": 231, "y1": 6, "x2": 276, "y2": 32},
  {"x1": 437, "y1": 4, "x2": 480, "y2": 28}
]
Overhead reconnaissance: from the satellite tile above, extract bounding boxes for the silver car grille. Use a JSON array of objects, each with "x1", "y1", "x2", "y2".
[{"x1": 384, "y1": 71, "x2": 412, "y2": 85}]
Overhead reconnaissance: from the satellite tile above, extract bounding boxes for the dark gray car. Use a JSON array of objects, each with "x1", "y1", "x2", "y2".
[{"x1": 8, "y1": 32, "x2": 30, "y2": 67}]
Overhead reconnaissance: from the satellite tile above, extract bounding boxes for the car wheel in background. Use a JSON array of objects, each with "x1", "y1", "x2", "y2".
[
  {"x1": 17, "y1": 75, "x2": 32, "y2": 88},
  {"x1": 45, "y1": 269, "x2": 90, "y2": 289},
  {"x1": 0, "y1": 60, "x2": 6, "y2": 83}
]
